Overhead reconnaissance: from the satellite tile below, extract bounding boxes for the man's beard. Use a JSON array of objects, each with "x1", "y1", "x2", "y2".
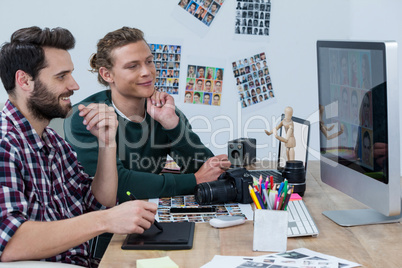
[{"x1": 27, "y1": 78, "x2": 73, "y2": 121}]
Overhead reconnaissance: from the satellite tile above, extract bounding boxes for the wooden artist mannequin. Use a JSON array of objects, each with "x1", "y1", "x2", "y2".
[{"x1": 265, "y1": 106, "x2": 296, "y2": 161}]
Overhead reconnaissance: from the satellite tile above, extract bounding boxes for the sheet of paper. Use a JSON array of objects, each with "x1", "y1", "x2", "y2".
[
  {"x1": 137, "y1": 256, "x2": 178, "y2": 268},
  {"x1": 200, "y1": 247, "x2": 361, "y2": 268}
]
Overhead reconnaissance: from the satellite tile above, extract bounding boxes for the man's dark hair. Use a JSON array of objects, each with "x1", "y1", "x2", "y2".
[{"x1": 0, "y1": 26, "x2": 75, "y2": 94}]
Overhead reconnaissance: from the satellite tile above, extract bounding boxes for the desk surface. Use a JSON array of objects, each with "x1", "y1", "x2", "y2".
[{"x1": 99, "y1": 161, "x2": 402, "y2": 268}]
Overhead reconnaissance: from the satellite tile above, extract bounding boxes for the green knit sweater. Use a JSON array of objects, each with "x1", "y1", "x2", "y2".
[{"x1": 64, "y1": 90, "x2": 214, "y2": 203}]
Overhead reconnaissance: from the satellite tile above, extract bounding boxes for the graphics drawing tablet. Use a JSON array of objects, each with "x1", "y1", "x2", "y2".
[{"x1": 121, "y1": 221, "x2": 195, "y2": 250}]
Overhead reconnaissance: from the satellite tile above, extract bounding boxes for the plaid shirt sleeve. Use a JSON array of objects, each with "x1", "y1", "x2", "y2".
[{"x1": 0, "y1": 139, "x2": 30, "y2": 256}]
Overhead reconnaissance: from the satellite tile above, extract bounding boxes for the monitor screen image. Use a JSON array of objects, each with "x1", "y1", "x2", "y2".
[{"x1": 317, "y1": 40, "x2": 401, "y2": 226}]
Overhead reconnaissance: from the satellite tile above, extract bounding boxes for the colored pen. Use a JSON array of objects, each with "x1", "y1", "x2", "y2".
[
  {"x1": 261, "y1": 183, "x2": 272, "y2": 210},
  {"x1": 126, "y1": 191, "x2": 164, "y2": 232},
  {"x1": 282, "y1": 179, "x2": 288, "y2": 203},
  {"x1": 273, "y1": 193, "x2": 279, "y2": 210},
  {"x1": 248, "y1": 185, "x2": 262, "y2": 209},
  {"x1": 254, "y1": 185, "x2": 259, "y2": 193},
  {"x1": 253, "y1": 187, "x2": 266, "y2": 209},
  {"x1": 253, "y1": 177, "x2": 260, "y2": 191},
  {"x1": 284, "y1": 186, "x2": 294, "y2": 211},
  {"x1": 269, "y1": 190, "x2": 277, "y2": 210},
  {"x1": 278, "y1": 192, "x2": 285, "y2": 210},
  {"x1": 282, "y1": 189, "x2": 292, "y2": 211},
  {"x1": 270, "y1": 175, "x2": 274, "y2": 190},
  {"x1": 264, "y1": 176, "x2": 269, "y2": 191},
  {"x1": 277, "y1": 181, "x2": 284, "y2": 196}
]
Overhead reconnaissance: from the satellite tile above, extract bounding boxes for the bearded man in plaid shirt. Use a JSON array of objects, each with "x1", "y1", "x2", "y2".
[{"x1": 0, "y1": 26, "x2": 158, "y2": 267}]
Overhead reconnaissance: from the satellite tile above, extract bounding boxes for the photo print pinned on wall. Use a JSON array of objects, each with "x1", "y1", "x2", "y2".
[
  {"x1": 175, "y1": 0, "x2": 226, "y2": 36},
  {"x1": 185, "y1": 64, "x2": 224, "y2": 106},
  {"x1": 235, "y1": 0, "x2": 271, "y2": 36},
  {"x1": 232, "y1": 52, "x2": 275, "y2": 108},
  {"x1": 150, "y1": 43, "x2": 181, "y2": 95}
]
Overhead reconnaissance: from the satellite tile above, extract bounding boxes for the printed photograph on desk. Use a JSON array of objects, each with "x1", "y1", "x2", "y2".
[
  {"x1": 184, "y1": 64, "x2": 224, "y2": 106},
  {"x1": 232, "y1": 52, "x2": 276, "y2": 108},
  {"x1": 177, "y1": 0, "x2": 225, "y2": 27},
  {"x1": 202, "y1": 248, "x2": 360, "y2": 267},
  {"x1": 149, "y1": 195, "x2": 253, "y2": 223},
  {"x1": 235, "y1": 0, "x2": 271, "y2": 36},
  {"x1": 150, "y1": 43, "x2": 181, "y2": 95}
]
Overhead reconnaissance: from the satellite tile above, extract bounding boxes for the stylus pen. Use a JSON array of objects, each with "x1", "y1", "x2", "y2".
[{"x1": 126, "y1": 191, "x2": 164, "y2": 232}]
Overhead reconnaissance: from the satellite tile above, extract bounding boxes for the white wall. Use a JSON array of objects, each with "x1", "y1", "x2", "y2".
[{"x1": 3, "y1": 0, "x2": 399, "y2": 165}]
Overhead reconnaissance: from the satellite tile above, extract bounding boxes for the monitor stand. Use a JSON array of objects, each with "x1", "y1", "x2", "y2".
[{"x1": 322, "y1": 199, "x2": 402, "y2": 227}]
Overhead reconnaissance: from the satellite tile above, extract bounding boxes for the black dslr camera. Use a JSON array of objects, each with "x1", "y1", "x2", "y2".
[{"x1": 194, "y1": 168, "x2": 253, "y2": 205}]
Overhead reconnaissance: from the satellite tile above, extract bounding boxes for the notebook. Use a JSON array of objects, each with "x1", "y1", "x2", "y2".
[
  {"x1": 121, "y1": 222, "x2": 195, "y2": 250},
  {"x1": 249, "y1": 115, "x2": 311, "y2": 187}
]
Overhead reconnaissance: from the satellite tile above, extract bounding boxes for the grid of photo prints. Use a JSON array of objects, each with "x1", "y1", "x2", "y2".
[
  {"x1": 326, "y1": 49, "x2": 374, "y2": 169},
  {"x1": 232, "y1": 52, "x2": 275, "y2": 108},
  {"x1": 150, "y1": 43, "x2": 181, "y2": 95},
  {"x1": 178, "y1": 0, "x2": 225, "y2": 27},
  {"x1": 228, "y1": 248, "x2": 357, "y2": 267},
  {"x1": 235, "y1": 0, "x2": 271, "y2": 36},
  {"x1": 184, "y1": 64, "x2": 224, "y2": 106},
  {"x1": 155, "y1": 195, "x2": 248, "y2": 223}
]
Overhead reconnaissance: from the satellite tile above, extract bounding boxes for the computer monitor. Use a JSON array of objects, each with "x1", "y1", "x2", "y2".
[{"x1": 316, "y1": 40, "x2": 402, "y2": 226}]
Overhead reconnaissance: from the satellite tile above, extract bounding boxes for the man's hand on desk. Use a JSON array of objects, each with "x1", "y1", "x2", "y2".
[
  {"x1": 194, "y1": 154, "x2": 231, "y2": 184},
  {"x1": 100, "y1": 200, "x2": 158, "y2": 235}
]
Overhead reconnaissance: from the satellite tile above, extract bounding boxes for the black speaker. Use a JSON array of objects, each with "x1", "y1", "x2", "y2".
[{"x1": 228, "y1": 138, "x2": 257, "y2": 166}]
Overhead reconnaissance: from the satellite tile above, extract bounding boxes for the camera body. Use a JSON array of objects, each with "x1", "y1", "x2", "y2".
[
  {"x1": 228, "y1": 138, "x2": 257, "y2": 166},
  {"x1": 195, "y1": 168, "x2": 253, "y2": 205}
]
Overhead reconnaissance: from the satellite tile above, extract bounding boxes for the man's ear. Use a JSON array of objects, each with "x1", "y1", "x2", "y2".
[
  {"x1": 15, "y1": 70, "x2": 34, "y2": 92},
  {"x1": 99, "y1": 67, "x2": 113, "y2": 83}
]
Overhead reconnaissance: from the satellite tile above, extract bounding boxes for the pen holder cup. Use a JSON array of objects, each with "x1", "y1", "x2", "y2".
[{"x1": 253, "y1": 209, "x2": 288, "y2": 252}]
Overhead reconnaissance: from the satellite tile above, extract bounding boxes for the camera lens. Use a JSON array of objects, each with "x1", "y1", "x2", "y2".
[
  {"x1": 282, "y1": 160, "x2": 305, "y2": 183},
  {"x1": 195, "y1": 180, "x2": 237, "y2": 205},
  {"x1": 282, "y1": 160, "x2": 306, "y2": 197},
  {"x1": 231, "y1": 150, "x2": 240, "y2": 159}
]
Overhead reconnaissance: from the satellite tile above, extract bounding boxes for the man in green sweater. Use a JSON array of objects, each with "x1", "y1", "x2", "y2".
[
  {"x1": 64, "y1": 27, "x2": 230, "y2": 256},
  {"x1": 65, "y1": 26, "x2": 230, "y2": 201},
  {"x1": 65, "y1": 26, "x2": 230, "y2": 257}
]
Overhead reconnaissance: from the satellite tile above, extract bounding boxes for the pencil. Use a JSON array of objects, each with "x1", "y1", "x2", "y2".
[
  {"x1": 253, "y1": 187, "x2": 266, "y2": 210},
  {"x1": 248, "y1": 185, "x2": 262, "y2": 209}
]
